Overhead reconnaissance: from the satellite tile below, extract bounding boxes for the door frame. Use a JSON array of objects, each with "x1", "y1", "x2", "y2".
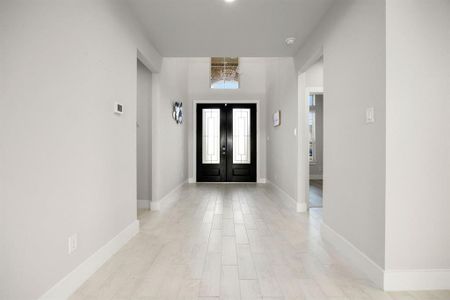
[
  {"x1": 192, "y1": 99, "x2": 261, "y2": 183},
  {"x1": 297, "y1": 47, "x2": 324, "y2": 212}
]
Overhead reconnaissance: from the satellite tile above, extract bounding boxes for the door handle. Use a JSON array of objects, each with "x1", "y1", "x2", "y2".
[{"x1": 222, "y1": 146, "x2": 226, "y2": 155}]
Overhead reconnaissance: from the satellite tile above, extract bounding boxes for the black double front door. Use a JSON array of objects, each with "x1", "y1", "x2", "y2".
[{"x1": 197, "y1": 103, "x2": 256, "y2": 182}]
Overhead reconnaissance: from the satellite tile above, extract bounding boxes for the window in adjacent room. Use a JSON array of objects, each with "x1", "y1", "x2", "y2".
[{"x1": 210, "y1": 57, "x2": 240, "y2": 89}]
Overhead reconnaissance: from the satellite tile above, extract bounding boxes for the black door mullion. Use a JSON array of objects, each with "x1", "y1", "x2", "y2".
[{"x1": 226, "y1": 105, "x2": 233, "y2": 182}]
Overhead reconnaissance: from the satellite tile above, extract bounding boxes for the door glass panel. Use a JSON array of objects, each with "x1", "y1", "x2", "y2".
[
  {"x1": 202, "y1": 109, "x2": 221, "y2": 164},
  {"x1": 233, "y1": 108, "x2": 251, "y2": 164}
]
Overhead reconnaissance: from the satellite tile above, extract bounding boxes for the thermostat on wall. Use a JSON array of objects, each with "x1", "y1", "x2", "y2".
[{"x1": 114, "y1": 103, "x2": 123, "y2": 115}]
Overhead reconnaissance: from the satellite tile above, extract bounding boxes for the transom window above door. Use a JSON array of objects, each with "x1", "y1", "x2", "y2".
[{"x1": 210, "y1": 57, "x2": 240, "y2": 89}]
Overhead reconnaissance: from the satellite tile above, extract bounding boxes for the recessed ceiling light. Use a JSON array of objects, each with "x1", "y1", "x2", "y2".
[
  {"x1": 224, "y1": 0, "x2": 236, "y2": 3},
  {"x1": 285, "y1": 37, "x2": 296, "y2": 46}
]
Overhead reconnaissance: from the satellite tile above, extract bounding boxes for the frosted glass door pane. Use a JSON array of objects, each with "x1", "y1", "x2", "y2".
[
  {"x1": 202, "y1": 109, "x2": 221, "y2": 164},
  {"x1": 233, "y1": 109, "x2": 251, "y2": 164}
]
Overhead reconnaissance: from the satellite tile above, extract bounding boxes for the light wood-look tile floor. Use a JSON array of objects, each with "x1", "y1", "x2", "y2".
[{"x1": 70, "y1": 183, "x2": 450, "y2": 300}]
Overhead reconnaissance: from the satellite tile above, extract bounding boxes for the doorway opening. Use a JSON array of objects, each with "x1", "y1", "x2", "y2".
[
  {"x1": 136, "y1": 58, "x2": 152, "y2": 213},
  {"x1": 196, "y1": 103, "x2": 257, "y2": 182},
  {"x1": 308, "y1": 90, "x2": 323, "y2": 208},
  {"x1": 298, "y1": 56, "x2": 323, "y2": 211},
  {"x1": 305, "y1": 58, "x2": 324, "y2": 209}
]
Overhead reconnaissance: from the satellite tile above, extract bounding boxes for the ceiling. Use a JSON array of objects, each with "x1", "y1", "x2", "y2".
[{"x1": 127, "y1": 0, "x2": 334, "y2": 57}]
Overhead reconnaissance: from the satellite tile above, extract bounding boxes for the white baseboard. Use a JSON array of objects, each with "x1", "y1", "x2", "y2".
[
  {"x1": 384, "y1": 269, "x2": 450, "y2": 291},
  {"x1": 321, "y1": 222, "x2": 384, "y2": 289},
  {"x1": 296, "y1": 202, "x2": 307, "y2": 212},
  {"x1": 137, "y1": 199, "x2": 150, "y2": 209},
  {"x1": 309, "y1": 174, "x2": 323, "y2": 180},
  {"x1": 150, "y1": 201, "x2": 160, "y2": 211},
  {"x1": 150, "y1": 179, "x2": 187, "y2": 211},
  {"x1": 257, "y1": 178, "x2": 267, "y2": 184},
  {"x1": 188, "y1": 177, "x2": 196, "y2": 183},
  {"x1": 267, "y1": 180, "x2": 307, "y2": 212},
  {"x1": 321, "y1": 222, "x2": 450, "y2": 291},
  {"x1": 266, "y1": 180, "x2": 299, "y2": 206},
  {"x1": 39, "y1": 220, "x2": 140, "y2": 300}
]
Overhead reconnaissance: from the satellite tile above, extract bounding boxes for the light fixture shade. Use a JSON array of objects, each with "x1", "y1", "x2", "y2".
[{"x1": 210, "y1": 57, "x2": 240, "y2": 89}]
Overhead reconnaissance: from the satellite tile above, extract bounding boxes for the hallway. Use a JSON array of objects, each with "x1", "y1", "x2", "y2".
[{"x1": 70, "y1": 184, "x2": 447, "y2": 300}]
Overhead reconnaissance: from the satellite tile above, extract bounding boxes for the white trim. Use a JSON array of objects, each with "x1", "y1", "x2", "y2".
[
  {"x1": 266, "y1": 180, "x2": 297, "y2": 205},
  {"x1": 306, "y1": 86, "x2": 324, "y2": 96},
  {"x1": 192, "y1": 100, "x2": 262, "y2": 183},
  {"x1": 384, "y1": 269, "x2": 450, "y2": 291},
  {"x1": 305, "y1": 87, "x2": 324, "y2": 182},
  {"x1": 38, "y1": 220, "x2": 139, "y2": 300},
  {"x1": 309, "y1": 174, "x2": 323, "y2": 180},
  {"x1": 257, "y1": 178, "x2": 267, "y2": 184},
  {"x1": 296, "y1": 202, "x2": 307, "y2": 212},
  {"x1": 321, "y1": 222, "x2": 384, "y2": 289},
  {"x1": 150, "y1": 179, "x2": 187, "y2": 211},
  {"x1": 150, "y1": 201, "x2": 160, "y2": 211},
  {"x1": 267, "y1": 180, "x2": 307, "y2": 212},
  {"x1": 321, "y1": 222, "x2": 450, "y2": 291},
  {"x1": 137, "y1": 199, "x2": 150, "y2": 209},
  {"x1": 188, "y1": 177, "x2": 196, "y2": 183},
  {"x1": 297, "y1": 73, "x2": 310, "y2": 213}
]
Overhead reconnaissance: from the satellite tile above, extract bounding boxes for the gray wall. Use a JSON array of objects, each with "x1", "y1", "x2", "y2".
[
  {"x1": 137, "y1": 60, "x2": 152, "y2": 204},
  {"x1": 0, "y1": 1, "x2": 161, "y2": 299},
  {"x1": 295, "y1": 0, "x2": 386, "y2": 268},
  {"x1": 265, "y1": 58, "x2": 299, "y2": 200},
  {"x1": 152, "y1": 58, "x2": 189, "y2": 202},
  {"x1": 385, "y1": 0, "x2": 450, "y2": 270}
]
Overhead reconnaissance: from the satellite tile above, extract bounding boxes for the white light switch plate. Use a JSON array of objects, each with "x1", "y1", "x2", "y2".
[
  {"x1": 366, "y1": 107, "x2": 375, "y2": 123},
  {"x1": 68, "y1": 234, "x2": 78, "y2": 255}
]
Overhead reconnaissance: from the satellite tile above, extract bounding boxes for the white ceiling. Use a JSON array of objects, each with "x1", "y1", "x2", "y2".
[{"x1": 127, "y1": 0, "x2": 334, "y2": 57}]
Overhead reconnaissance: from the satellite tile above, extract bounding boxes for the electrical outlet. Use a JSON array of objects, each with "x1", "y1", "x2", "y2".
[
  {"x1": 114, "y1": 102, "x2": 123, "y2": 115},
  {"x1": 68, "y1": 234, "x2": 78, "y2": 255}
]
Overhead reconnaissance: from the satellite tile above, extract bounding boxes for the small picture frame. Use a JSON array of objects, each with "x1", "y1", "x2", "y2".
[{"x1": 273, "y1": 110, "x2": 280, "y2": 127}]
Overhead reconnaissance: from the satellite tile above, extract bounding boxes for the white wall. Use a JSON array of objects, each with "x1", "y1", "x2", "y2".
[
  {"x1": 305, "y1": 58, "x2": 324, "y2": 88},
  {"x1": 0, "y1": 1, "x2": 161, "y2": 299},
  {"x1": 295, "y1": 0, "x2": 386, "y2": 268},
  {"x1": 137, "y1": 59, "x2": 152, "y2": 205},
  {"x1": 152, "y1": 58, "x2": 189, "y2": 202},
  {"x1": 186, "y1": 58, "x2": 267, "y2": 181},
  {"x1": 266, "y1": 58, "x2": 299, "y2": 200},
  {"x1": 385, "y1": 0, "x2": 450, "y2": 271}
]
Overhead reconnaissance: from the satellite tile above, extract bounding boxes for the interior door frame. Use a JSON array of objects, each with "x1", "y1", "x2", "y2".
[
  {"x1": 296, "y1": 46, "x2": 324, "y2": 212},
  {"x1": 193, "y1": 100, "x2": 261, "y2": 183}
]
